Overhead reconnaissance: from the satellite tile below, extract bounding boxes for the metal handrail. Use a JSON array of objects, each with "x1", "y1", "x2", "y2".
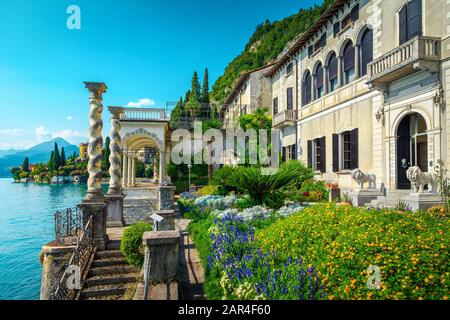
[{"x1": 52, "y1": 215, "x2": 94, "y2": 300}]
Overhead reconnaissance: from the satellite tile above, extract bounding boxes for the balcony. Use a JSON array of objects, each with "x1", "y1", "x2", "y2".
[
  {"x1": 367, "y1": 36, "x2": 441, "y2": 90},
  {"x1": 273, "y1": 109, "x2": 297, "y2": 128},
  {"x1": 121, "y1": 108, "x2": 168, "y2": 121}
]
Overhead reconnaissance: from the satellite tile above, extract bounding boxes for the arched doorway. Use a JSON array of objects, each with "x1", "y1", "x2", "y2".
[{"x1": 396, "y1": 112, "x2": 428, "y2": 189}]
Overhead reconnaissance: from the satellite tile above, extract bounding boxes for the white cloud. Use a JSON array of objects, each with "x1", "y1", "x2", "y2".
[
  {"x1": 0, "y1": 141, "x2": 34, "y2": 150},
  {"x1": 126, "y1": 98, "x2": 155, "y2": 108},
  {"x1": 52, "y1": 129, "x2": 82, "y2": 141},
  {"x1": 66, "y1": 116, "x2": 73, "y2": 121},
  {"x1": 35, "y1": 126, "x2": 52, "y2": 142}
]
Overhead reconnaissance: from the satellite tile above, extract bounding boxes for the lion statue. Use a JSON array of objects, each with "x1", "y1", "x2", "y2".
[
  {"x1": 406, "y1": 166, "x2": 437, "y2": 193},
  {"x1": 351, "y1": 168, "x2": 376, "y2": 190}
]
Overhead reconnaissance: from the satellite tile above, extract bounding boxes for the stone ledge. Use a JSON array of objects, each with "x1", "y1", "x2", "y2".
[
  {"x1": 133, "y1": 281, "x2": 178, "y2": 300},
  {"x1": 143, "y1": 230, "x2": 180, "y2": 246}
]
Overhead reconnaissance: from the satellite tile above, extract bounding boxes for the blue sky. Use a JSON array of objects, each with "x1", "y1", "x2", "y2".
[{"x1": 0, "y1": 0, "x2": 320, "y2": 150}]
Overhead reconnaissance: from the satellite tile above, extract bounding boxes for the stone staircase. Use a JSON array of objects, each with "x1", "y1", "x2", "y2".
[
  {"x1": 368, "y1": 190, "x2": 412, "y2": 208},
  {"x1": 80, "y1": 240, "x2": 140, "y2": 300}
]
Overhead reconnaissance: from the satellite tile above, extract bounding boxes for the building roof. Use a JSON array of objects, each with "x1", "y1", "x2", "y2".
[
  {"x1": 223, "y1": 63, "x2": 275, "y2": 108},
  {"x1": 266, "y1": 0, "x2": 347, "y2": 77}
]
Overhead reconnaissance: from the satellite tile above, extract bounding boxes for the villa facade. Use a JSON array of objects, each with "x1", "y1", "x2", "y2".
[{"x1": 222, "y1": 0, "x2": 450, "y2": 193}]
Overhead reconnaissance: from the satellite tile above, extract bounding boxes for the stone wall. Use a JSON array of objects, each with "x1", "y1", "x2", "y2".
[{"x1": 123, "y1": 198, "x2": 158, "y2": 225}]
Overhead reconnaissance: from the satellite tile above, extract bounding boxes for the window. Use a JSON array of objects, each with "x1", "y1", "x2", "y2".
[
  {"x1": 341, "y1": 13, "x2": 352, "y2": 30},
  {"x1": 273, "y1": 97, "x2": 278, "y2": 115},
  {"x1": 287, "y1": 87, "x2": 293, "y2": 110},
  {"x1": 351, "y1": 4, "x2": 360, "y2": 22},
  {"x1": 308, "y1": 137, "x2": 326, "y2": 173},
  {"x1": 332, "y1": 129, "x2": 359, "y2": 172},
  {"x1": 343, "y1": 41, "x2": 355, "y2": 85},
  {"x1": 360, "y1": 28, "x2": 373, "y2": 76},
  {"x1": 286, "y1": 62, "x2": 293, "y2": 75},
  {"x1": 308, "y1": 46, "x2": 314, "y2": 57},
  {"x1": 315, "y1": 63, "x2": 324, "y2": 99},
  {"x1": 303, "y1": 71, "x2": 312, "y2": 106},
  {"x1": 399, "y1": 0, "x2": 422, "y2": 45},
  {"x1": 333, "y1": 22, "x2": 341, "y2": 37},
  {"x1": 328, "y1": 53, "x2": 338, "y2": 92},
  {"x1": 283, "y1": 144, "x2": 297, "y2": 162}
]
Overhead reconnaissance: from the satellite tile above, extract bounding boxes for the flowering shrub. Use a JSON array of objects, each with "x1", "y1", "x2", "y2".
[
  {"x1": 180, "y1": 192, "x2": 197, "y2": 200},
  {"x1": 194, "y1": 195, "x2": 237, "y2": 210},
  {"x1": 276, "y1": 203, "x2": 305, "y2": 217},
  {"x1": 257, "y1": 204, "x2": 450, "y2": 300},
  {"x1": 207, "y1": 213, "x2": 322, "y2": 300},
  {"x1": 428, "y1": 205, "x2": 449, "y2": 218}
]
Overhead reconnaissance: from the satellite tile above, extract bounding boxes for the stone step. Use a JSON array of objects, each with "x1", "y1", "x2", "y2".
[
  {"x1": 86, "y1": 273, "x2": 139, "y2": 287},
  {"x1": 83, "y1": 294, "x2": 124, "y2": 301},
  {"x1": 80, "y1": 284, "x2": 129, "y2": 299},
  {"x1": 92, "y1": 257, "x2": 128, "y2": 268},
  {"x1": 88, "y1": 265, "x2": 137, "y2": 277},
  {"x1": 106, "y1": 240, "x2": 121, "y2": 250},
  {"x1": 95, "y1": 250, "x2": 123, "y2": 259}
]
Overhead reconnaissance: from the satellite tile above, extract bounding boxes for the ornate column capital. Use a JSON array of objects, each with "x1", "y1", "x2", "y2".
[
  {"x1": 108, "y1": 106, "x2": 124, "y2": 119},
  {"x1": 84, "y1": 82, "x2": 107, "y2": 98}
]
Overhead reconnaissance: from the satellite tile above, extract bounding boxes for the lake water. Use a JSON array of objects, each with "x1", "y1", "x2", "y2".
[{"x1": 0, "y1": 178, "x2": 107, "y2": 300}]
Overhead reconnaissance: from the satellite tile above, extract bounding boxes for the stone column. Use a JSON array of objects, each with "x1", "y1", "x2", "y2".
[
  {"x1": 159, "y1": 149, "x2": 165, "y2": 183},
  {"x1": 131, "y1": 158, "x2": 136, "y2": 186},
  {"x1": 122, "y1": 153, "x2": 128, "y2": 188},
  {"x1": 158, "y1": 186, "x2": 175, "y2": 210},
  {"x1": 106, "y1": 106, "x2": 125, "y2": 227},
  {"x1": 311, "y1": 74, "x2": 316, "y2": 101},
  {"x1": 80, "y1": 82, "x2": 108, "y2": 250},
  {"x1": 354, "y1": 44, "x2": 361, "y2": 79},
  {"x1": 127, "y1": 156, "x2": 133, "y2": 187},
  {"x1": 337, "y1": 56, "x2": 343, "y2": 87},
  {"x1": 323, "y1": 65, "x2": 329, "y2": 94}
]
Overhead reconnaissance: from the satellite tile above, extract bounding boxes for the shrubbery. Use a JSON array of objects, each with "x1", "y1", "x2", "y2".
[
  {"x1": 120, "y1": 222, "x2": 152, "y2": 268},
  {"x1": 257, "y1": 204, "x2": 450, "y2": 300}
]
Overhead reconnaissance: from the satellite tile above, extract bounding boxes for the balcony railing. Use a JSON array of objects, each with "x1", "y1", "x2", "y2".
[
  {"x1": 273, "y1": 109, "x2": 297, "y2": 128},
  {"x1": 121, "y1": 108, "x2": 168, "y2": 121},
  {"x1": 367, "y1": 36, "x2": 441, "y2": 86}
]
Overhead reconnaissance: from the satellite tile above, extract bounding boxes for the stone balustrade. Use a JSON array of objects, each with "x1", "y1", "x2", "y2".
[
  {"x1": 121, "y1": 107, "x2": 168, "y2": 121},
  {"x1": 273, "y1": 109, "x2": 298, "y2": 128}
]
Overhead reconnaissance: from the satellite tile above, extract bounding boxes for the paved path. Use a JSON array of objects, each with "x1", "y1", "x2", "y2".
[{"x1": 176, "y1": 218, "x2": 205, "y2": 300}]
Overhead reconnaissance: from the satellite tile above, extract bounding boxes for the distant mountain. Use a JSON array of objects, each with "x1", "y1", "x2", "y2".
[
  {"x1": 0, "y1": 138, "x2": 79, "y2": 178},
  {"x1": 0, "y1": 149, "x2": 24, "y2": 158}
]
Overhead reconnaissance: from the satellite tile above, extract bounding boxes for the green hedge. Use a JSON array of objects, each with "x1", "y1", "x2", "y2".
[{"x1": 120, "y1": 222, "x2": 152, "y2": 268}]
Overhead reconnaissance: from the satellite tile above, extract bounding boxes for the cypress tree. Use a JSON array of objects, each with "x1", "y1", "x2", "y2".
[
  {"x1": 22, "y1": 157, "x2": 29, "y2": 172},
  {"x1": 53, "y1": 142, "x2": 61, "y2": 169},
  {"x1": 184, "y1": 90, "x2": 191, "y2": 104},
  {"x1": 102, "y1": 137, "x2": 111, "y2": 171},
  {"x1": 189, "y1": 71, "x2": 201, "y2": 102},
  {"x1": 60, "y1": 147, "x2": 66, "y2": 166},
  {"x1": 201, "y1": 68, "x2": 210, "y2": 103},
  {"x1": 48, "y1": 151, "x2": 55, "y2": 171}
]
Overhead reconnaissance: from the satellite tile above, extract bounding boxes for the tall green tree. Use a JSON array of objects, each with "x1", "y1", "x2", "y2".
[
  {"x1": 184, "y1": 90, "x2": 191, "y2": 104},
  {"x1": 48, "y1": 151, "x2": 56, "y2": 171},
  {"x1": 22, "y1": 157, "x2": 30, "y2": 172},
  {"x1": 201, "y1": 68, "x2": 210, "y2": 103},
  {"x1": 102, "y1": 137, "x2": 111, "y2": 171},
  {"x1": 54, "y1": 142, "x2": 61, "y2": 168},
  {"x1": 190, "y1": 71, "x2": 201, "y2": 102},
  {"x1": 60, "y1": 147, "x2": 66, "y2": 166}
]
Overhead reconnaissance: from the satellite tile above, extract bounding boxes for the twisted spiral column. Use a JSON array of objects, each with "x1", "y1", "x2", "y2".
[
  {"x1": 107, "y1": 107, "x2": 124, "y2": 194},
  {"x1": 84, "y1": 82, "x2": 107, "y2": 201}
]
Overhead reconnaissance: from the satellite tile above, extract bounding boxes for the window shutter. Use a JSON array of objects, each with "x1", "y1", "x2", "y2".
[
  {"x1": 307, "y1": 140, "x2": 312, "y2": 168},
  {"x1": 332, "y1": 134, "x2": 339, "y2": 172},
  {"x1": 320, "y1": 33, "x2": 326, "y2": 48},
  {"x1": 316, "y1": 64, "x2": 324, "y2": 88},
  {"x1": 282, "y1": 147, "x2": 286, "y2": 162},
  {"x1": 328, "y1": 53, "x2": 338, "y2": 81},
  {"x1": 304, "y1": 72, "x2": 312, "y2": 105},
  {"x1": 308, "y1": 46, "x2": 314, "y2": 57},
  {"x1": 287, "y1": 88, "x2": 293, "y2": 110},
  {"x1": 407, "y1": 0, "x2": 422, "y2": 40},
  {"x1": 343, "y1": 42, "x2": 355, "y2": 72},
  {"x1": 361, "y1": 28, "x2": 373, "y2": 76},
  {"x1": 399, "y1": 5, "x2": 408, "y2": 45},
  {"x1": 333, "y1": 22, "x2": 340, "y2": 37},
  {"x1": 351, "y1": 4, "x2": 360, "y2": 22},
  {"x1": 350, "y1": 128, "x2": 359, "y2": 170},
  {"x1": 293, "y1": 144, "x2": 297, "y2": 160},
  {"x1": 273, "y1": 97, "x2": 278, "y2": 115},
  {"x1": 320, "y1": 136, "x2": 326, "y2": 173}
]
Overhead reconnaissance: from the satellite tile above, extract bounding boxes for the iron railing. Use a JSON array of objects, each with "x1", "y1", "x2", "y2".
[
  {"x1": 55, "y1": 207, "x2": 83, "y2": 245},
  {"x1": 52, "y1": 215, "x2": 94, "y2": 300}
]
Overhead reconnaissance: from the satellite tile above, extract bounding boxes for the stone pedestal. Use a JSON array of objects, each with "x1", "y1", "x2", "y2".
[
  {"x1": 106, "y1": 193, "x2": 125, "y2": 227},
  {"x1": 145, "y1": 210, "x2": 176, "y2": 231},
  {"x1": 142, "y1": 230, "x2": 180, "y2": 284},
  {"x1": 158, "y1": 186, "x2": 175, "y2": 210},
  {"x1": 350, "y1": 189, "x2": 383, "y2": 207},
  {"x1": 404, "y1": 193, "x2": 444, "y2": 211},
  {"x1": 328, "y1": 188, "x2": 341, "y2": 202},
  {"x1": 79, "y1": 200, "x2": 108, "y2": 250},
  {"x1": 39, "y1": 244, "x2": 75, "y2": 300}
]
